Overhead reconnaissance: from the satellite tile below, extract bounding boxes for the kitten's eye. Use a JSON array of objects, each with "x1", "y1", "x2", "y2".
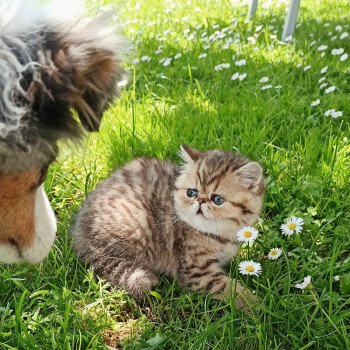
[
  {"x1": 211, "y1": 194, "x2": 224, "y2": 205},
  {"x1": 186, "y1": 189, "x2": 199, "y2": 198}
]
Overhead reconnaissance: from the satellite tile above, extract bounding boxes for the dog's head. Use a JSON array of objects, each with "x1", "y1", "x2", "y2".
[{"x1": 0, "y1": 1, "x2": 125, "y2": 263}]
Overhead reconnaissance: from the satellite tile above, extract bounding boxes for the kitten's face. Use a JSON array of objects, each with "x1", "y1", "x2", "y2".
[{"x1": 174, "y1": 145, "x2": 264, "y2": 238}]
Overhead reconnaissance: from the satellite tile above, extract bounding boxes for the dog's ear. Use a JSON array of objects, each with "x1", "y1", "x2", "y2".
[
  {"x1": 75, "y1": 50, "x2": 120, "y2": 131},
  {"x1": 30, "y1": 13, "x2": 125, "y2": 139},
  {"x1": 68, "y1": 38, "x2": 124, "y2": 131},
  {"x1": 51, "y1": 14, "x2": 125, "y2": 132}
]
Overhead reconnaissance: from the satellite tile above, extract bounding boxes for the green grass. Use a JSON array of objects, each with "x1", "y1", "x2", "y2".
[{"x1": 1, "y1": 0, "x2": 350, "y2": 348}]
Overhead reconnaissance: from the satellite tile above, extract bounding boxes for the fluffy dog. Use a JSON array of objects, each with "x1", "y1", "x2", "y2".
[{"x1": 0, "y1": 1, "x2": 125, "y2": 263}]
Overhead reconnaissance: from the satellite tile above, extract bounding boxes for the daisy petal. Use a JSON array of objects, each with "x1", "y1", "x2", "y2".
[
  {"x1": 236, "y1": 226, "x2": 259, "y2": 244},
  {"x1": 239, "y1": 260, "x2": 262, "y2": 276}
]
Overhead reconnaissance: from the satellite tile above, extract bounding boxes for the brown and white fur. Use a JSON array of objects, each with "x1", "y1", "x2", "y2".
[
  {"x1": 0, "y1": 1, "x2": 125, "y2": 263},
  {"x1": 73, "y1": 145, "x2": 264, "y2": 310}
]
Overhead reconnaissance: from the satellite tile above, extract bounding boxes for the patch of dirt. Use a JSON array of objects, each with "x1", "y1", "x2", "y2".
[{"x1": 102, "y1": 319, "x2": 145, "y2": 349}]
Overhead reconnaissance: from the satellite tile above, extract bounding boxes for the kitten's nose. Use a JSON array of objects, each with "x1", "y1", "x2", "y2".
[{"x1": 197, "y1": 197, "x2": 206, "y2": 204}]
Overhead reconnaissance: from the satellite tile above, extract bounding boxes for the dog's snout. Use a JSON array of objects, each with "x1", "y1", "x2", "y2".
[{"x1": 0, "y1": 170, "x2": 56, "y2": 263}]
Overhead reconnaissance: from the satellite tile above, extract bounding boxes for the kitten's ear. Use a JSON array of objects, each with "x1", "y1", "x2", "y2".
[
  {"x1": 180, "y1": 144, "x2": 201, "y2": 163},
  {"x1": 236, "y1": 162, "x2": 264, "y2": 194}
]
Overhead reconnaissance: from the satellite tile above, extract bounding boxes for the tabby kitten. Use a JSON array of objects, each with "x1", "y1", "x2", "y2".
[{"x1": 73, "y1": 145, "x2": 264, "y2": 310}]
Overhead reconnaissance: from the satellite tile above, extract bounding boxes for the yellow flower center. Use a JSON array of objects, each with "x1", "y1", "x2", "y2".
[
  {"x1": 245, "y1": 265, "x2": 254, "y2": 272},
  {"x1": 271, "y1": 250, "x2": 277, "y2": 256},
  {"x1": 243, "y1": 231, "x2": 252, "y2": 238},
  {"x1": 288, "y1": 223, "x2": 296, "y2": 230}
]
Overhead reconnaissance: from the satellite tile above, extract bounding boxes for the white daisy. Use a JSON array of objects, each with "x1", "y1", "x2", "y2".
[
  {"x1": 174, "y1": 53, "x2": 182, "y2": 59},
  {"x1": 239, "y1": 73, "x2": 247, "y2": 81},
  {"x1": 259, "y1": 76, "x2": 269, "y2": 83},
  {"x1": 318, "y1": 77, "x2": 326, "y2": 83},
  {"x1": 280, "y1": 216, "x2": 304, "y2": 236},
  {"x1": 198, "y1": 53, "x2": 207, "y2": 59},
  {"x1": 340, "y1": 53, "x2": 348, "y2": 61},
  {"x1": 320, "y1": 66, "x2": 328, "y2": 74},
  {"x1": 239, "y1": 261, "x2": 262, "y2": 276},
  {"x1": 329, "y1": 110, "x2": 343, "y2": 118},
  {"x1": 311, "y1": 99, "x2": 320, "y2": 106},
  {"x1": 325, "y1": 86, "x2": 336, "y2": 94},
  {"x1": 247, "y1": 36, "x2": 256, "y2": 43},
  {"x1": 236, "y1": 226, "x2": 259, "y2": 244},
  {"x1": 340, "y1": 32, "x2": 349, "y2": 39},
  {"x1": 310, "y1": 98, "x2": 321, "y2": 107},
  {"x1": 231, "y1": 72, "x2": 240, "y2": 81},
  {"x1": 188, "y1": 34, "x2": 195, "y2": 41},
  {"x1": 320, "y1": 82, "x2": 328, "y2": 89},
  {"x1": 331, "y1": 48, "x2": 344, "y2": 56},
  {"x1": 214, "y1": 63, "x2": 230, "y2": 71},
  {"x1": 235, "y1": 59, "x2": 247, "y2": 66},
  {"x1": 141, "y1": 55, "x2": 151, "y2": 62},
  {"x1": 261, "y1": 84, "x2": 273, "y2": 90},
  {"x1": 303, "y1": 65, "x2": 311, "y2": 71},
  {"x1": 335, "y1": 25, "x2": 343, "y2": 32},
  {"x1": 295, "y1": 275, "x2": 312, "y2": 290},
  {"x1": 267, "y1": 248, "x2": 282, "y2": 260},
  {"x1": 317, "y1": 45, "x2": 328, "y2": 51},
  {"x1": 163, "y1": 58, "x2": 172, "y2": 66},
  {"x1": 324, "y1": 109, "x2": 336, "y2": 117}
]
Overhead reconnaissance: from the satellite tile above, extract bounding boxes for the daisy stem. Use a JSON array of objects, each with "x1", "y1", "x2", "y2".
[{"x1": 293, "y1": 233, "x2": 301, "y2": 245}]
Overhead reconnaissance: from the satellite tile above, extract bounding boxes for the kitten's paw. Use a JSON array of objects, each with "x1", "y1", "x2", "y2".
[{"x1": 126, "y1": 268, "x2": 159, "y2": 300}]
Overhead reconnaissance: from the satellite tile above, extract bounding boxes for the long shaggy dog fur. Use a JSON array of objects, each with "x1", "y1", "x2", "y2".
[{"x1": 0, "y1": 1, "x2": 125, "y2": 175}]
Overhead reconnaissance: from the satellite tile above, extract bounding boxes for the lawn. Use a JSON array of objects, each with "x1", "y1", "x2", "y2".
[{"x1": 1, "y1": 0, "x2": 350, "y2": 349}]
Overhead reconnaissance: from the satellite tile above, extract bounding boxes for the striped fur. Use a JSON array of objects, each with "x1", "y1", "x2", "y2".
[{"x1": 73, "y1": 146, "x2": 264, "y2": 310}]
